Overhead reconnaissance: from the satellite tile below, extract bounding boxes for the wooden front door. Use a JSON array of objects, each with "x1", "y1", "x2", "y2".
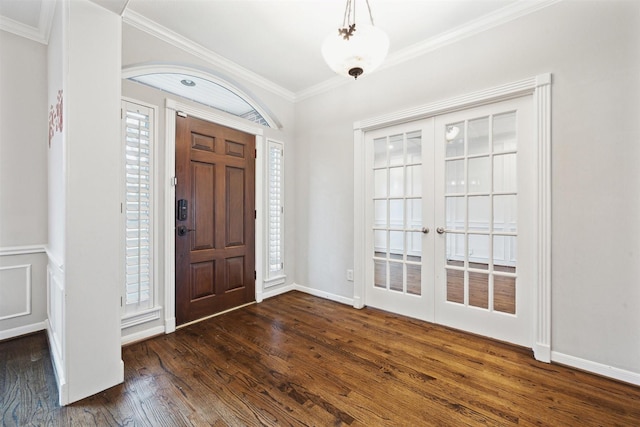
[{"x1": 175, "y1": 114, "x2": 255, "y2": 325}]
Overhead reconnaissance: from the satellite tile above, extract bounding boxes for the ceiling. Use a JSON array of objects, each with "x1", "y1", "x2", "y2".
[{"x1": 0, "y1": 0, "x2": 556, "y2": 97}]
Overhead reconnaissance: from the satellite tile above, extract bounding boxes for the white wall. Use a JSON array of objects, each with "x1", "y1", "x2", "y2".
[
  {"x1": 294, "y1": 1, "x2": 640, "y2": 380},
  {"x1": 0, "y1": 30, "x2": 48, "y2": 338}
]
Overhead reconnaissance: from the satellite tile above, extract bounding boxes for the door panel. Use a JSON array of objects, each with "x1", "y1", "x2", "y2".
[
  {"x1": 434, "y1": 96, "x2": 533, "y2": 347},
  {"x1": 365, "y1": 121, "x2": 435, "y2": 321},
  {"x1": 176, "y1": 114, "x2": 255, "y2": 325}
]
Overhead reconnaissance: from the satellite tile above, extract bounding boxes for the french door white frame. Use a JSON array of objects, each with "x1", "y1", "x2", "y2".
[{"x1": 353, "y1": 74, "x2": 552, "y2": 362}]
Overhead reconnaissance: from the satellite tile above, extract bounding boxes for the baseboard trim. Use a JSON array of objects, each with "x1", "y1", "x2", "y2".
[
  {"x1": 0, "y1": 321, "x2": 46, "y2": 341},
  {"x1": 121, "y1": 325, "x2": 165, "y2": 346},
  {"x1": 292, "y1": 283, "x2": 355, "y2": 306},
  {"x1": 551, "y1": 351, "x2": 640, "y2": 387},
  {"x1": 261, "y1": 283, "x2": 296, "y2": 300},
  {"x1": 45, "y1": 320, "x2": 68, "y2": 405}
]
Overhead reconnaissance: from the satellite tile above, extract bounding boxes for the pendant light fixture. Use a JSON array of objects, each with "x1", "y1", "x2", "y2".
[{"x1": 321, "y1": 0, "x2": 389, "y2": 80}]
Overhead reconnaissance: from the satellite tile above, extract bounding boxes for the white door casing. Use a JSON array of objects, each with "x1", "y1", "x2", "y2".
[{"x1": 353, "y1": 74, "x2": 552, "y2": 362}]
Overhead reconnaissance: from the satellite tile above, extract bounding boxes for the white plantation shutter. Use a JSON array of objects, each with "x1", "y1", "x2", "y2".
[
  {"x1": 267, "y1": 140, "x2": 284, "y2": 279},
  {"x1": 122, "y1": 101, "x2": 154, "y2": 313}
]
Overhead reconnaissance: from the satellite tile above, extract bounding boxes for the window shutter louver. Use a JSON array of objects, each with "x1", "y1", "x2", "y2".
[
  {"x1": 267, "y1": 141, "x2": 284, "y2": 278},
  {"x1": 123, "y1": 102, "x2": 154, "y2": 312}
]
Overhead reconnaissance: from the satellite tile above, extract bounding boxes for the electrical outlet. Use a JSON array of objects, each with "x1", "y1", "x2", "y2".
[{"x1": 346, "y1": 269, "x2": 354, "y2": 281}]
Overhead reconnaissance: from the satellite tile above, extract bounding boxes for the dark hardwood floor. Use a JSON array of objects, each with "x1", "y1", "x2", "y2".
[{"x1": 2, "y1": 291, "x2": 639, "y2": 426}]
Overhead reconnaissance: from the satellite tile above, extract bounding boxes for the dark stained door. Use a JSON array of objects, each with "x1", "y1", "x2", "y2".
[{"x1": 175, "y1": 114, "x2": 255, "y2": 325}]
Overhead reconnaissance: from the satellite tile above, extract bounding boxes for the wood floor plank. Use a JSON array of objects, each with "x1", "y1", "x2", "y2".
[{"x1": 2, "y1": 291, "x2": 640, "y2": 426}]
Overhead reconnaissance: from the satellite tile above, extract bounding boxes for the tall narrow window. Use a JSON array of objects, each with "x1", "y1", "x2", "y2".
[
  {"x1": 122, "y1": 100, "x2": 155, "y2": 315},
  {"x1": 266, "y1": 140, "x2": 285, "y2": 285}
]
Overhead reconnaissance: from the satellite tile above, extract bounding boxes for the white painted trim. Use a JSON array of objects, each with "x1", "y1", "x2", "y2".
[
  {"x1": 121, "y1": 325, "x2": 165, "y2": 346},
  {"x1": 163, "y1": 98, "x2": 266, "y2": 331},
  {"x1": 293, "y1": 284, "x2": 355, "y2": 307},
  {"x1": 297, "y1": 1, "x2": 561, "y2": 101},
  {"x1": 45, "y1": 319, "x2": 67, "y2": 405},
  {"x1": 0, "y1": 244, "x2": 47, "y2": 256},
  {"x1": 261, "y1": 283, "x2": 296, "y2": 300},
  {"x1": 551, "y1": 351, "x2": 640, "y2": 387},
  {"x1": 121, "y1": 307, "x2": 162, "y2": 329},
  {"x1": 122, "y1": 64, "x2": 280, "y2": 130},
  {"x1": 259, "y1": 284, "x2": 356, "y2": 307},
  {"x1": 353, "y1": 73, "x2": 552, "y2": 361},
  {"x1": 45, "y1": 247, "x2": 64, "y2": 272},
  {"x1": 121, "y1": 10, "x2": 295, "y2": 103},
  {"x1": 0, "y1": 321, "x2": 46, "y2": 341},
  {"x1": 0, "y1": 264, "x2": 32, "y2": 320},
  {"x1": 0, "y1": 0, "x2": 55, "y2": 45},
  {"x1": 164, "y1": 100, "x2": 177, "y2": 334},
  {"x1": 354, "y1": 76, "x2": 539, "y2": 131}
]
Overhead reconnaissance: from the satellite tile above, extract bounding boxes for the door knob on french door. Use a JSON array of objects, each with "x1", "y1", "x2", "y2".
[
  {"x1": 436, "y1": 227, "x2": 445, "y2": 234},
  {"x1": 421, "y1": 227, "x2": 430, "y2": 234}
]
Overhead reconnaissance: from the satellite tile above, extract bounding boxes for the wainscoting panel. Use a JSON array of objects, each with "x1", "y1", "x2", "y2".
[
  {"x1": 0, "y1": 246, "x2": 47, "y2": 340},
  {"x1": 0, "y1": 264, "x2": 31, "y2": 320}
]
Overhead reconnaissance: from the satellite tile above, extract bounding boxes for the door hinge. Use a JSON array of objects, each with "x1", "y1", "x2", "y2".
[
  {"x1": 120, "y1": 296, "x2": 123, "y2": 307},
  {"x1": 254, "y1": 271, "x2": 257, "y2": 280},
  {"x1": 254, "y1": 210, "x2": 257, "y2": 219},
  {"x1": 177, "y1": 111, "x2": 187, "y2": 118},
  {"x1": 120, "y1": 202, "x2": 123, "y2": 213},
  {"x1": 172, "y1": 177, "x2": 178, "y2": 186},
  {"x1": 255, "y1": 148, "x2": 257, "y2": 159},
  {"x1": 121, "y1": 108, "x2": 123, "y2": 119}
]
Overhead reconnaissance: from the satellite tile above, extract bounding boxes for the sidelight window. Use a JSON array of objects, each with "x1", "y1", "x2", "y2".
[
  {"x1": 121, "y1": 100, "x2": 158, "y2": 321},
  {"x1": 265, "y1": 139, "x2": 285, "y2": 286}
]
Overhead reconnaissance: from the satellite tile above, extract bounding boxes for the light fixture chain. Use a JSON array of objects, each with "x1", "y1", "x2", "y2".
[{"x1": 365, "y1": 0, "x2": 375, "y2": 25}]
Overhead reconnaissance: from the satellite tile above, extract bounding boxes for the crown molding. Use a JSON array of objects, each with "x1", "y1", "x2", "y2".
[
  {"x1": 0, "y1": 0, "x2": 55, "y2": 45},
  {"x1": 296, "y1": 0, "x2": 561, "y2": 102},
  {"x1": 122, "y1": 9, "x2": 296, "y2": 103}
]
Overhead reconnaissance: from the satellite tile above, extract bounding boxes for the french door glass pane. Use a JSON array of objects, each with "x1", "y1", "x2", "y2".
[
  {"x1": 389, "y1": 231, "x2": 404, "y2": 259},
  {"x1": 494, "y1": 153, "x2": 517, "y2": 193},
  {"x1": 374, "y1": 138, "x2": 387, "y2": 167},
  {"x1": 468, "y1": 196, "x2": 490, "y2": 231},
  {"x1": 446, "y1": 197, "x2": 465, "y2": 231},
  {"x1": 468, "y1": 157, "x2": 490, "y2": 193},
  {"x1": 374, "y1": 260, "x2": 387, "y2": 288},
  {"x1": 446, "y1": 269, "x2": 464, "y2": 304},
  {"x1": 493, "y1": 112, "x2": 517, "y2": 152},
  {"x1": 445, "y1": 122, "x2": 465, "y2": 157},
  {"x1": 494, "y1": 275, "x2": 516, "y2": 314},
  {"x1": 446, "y1": 233, "x2": 464, "y2": 266},
  {"x1": 374, "y1": 229, "x2": 386, "y2": 257},
  {"x1": 389, "y1": 261, "x2": 403, "y2": 292},
  {"x1": 389, "y1": 167, "x2": 404, "y2": 197},
  {"x1": 468, "y1": 234, "x2": 489, "y2": 270},
  {"x1": 389, "y1": 134, "x2": 404, "y2": 166},
  {"x1": 407, "y1": 131, "x2": 422, "y2": 163},
  {"x1": 493, "y1": 235, "x2": 517, "y2": 273},
  {"x1": 407, "y1": 263, "x2": 421, "y2": 295},
  {"x1": 406, "y1": 165, "x2": 422, "y2": 197},
  {"x1": 407, "y1": 199, "x2": 422, "y2": 229},
  {"x1": 374, "y1": 200, "x2": 387, "y2": 227},
  {"x1": 493, "y1": 195, "x2": 517, "y2": 232},
  {"x1": 468, "y1": 116, "x2": 489, "y2": 155},
  {"x1": 445, "y1": 160, "x2": 464, "y2": 193},
  {"x1": 389, "y1": 199, "x2": 403, "y2": 228},
  {"x1": 374, "y1": 169, "x2": 387, "y2": 198},
  {"x1": 469, "y1": 272, "x2": 489, "y2": 309}
]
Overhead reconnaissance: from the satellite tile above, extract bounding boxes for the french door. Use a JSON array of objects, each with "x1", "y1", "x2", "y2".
[{"x1": 365, "y1": 96, "x2": 533, "y2": 346}]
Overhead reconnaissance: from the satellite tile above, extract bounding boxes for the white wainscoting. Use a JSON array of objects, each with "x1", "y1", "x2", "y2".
[
  {"x1": 0, "y1": 264, "x2": 32, "y2": 320},
  {"x1": 0, "y1": 245, "x2": 47, "y2": 340}
]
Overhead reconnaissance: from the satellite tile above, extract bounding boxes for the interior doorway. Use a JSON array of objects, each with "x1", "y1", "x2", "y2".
[{"x1": 364, "y1": 96, "x2": 534, "y2": 347}]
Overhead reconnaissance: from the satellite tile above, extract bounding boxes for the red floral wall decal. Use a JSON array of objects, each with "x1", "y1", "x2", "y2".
[{"x1": 48, "y1": 90, "x2": 63, "y2": 147}]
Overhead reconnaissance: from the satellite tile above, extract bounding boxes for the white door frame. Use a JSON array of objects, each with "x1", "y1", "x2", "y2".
[
  {"x1": 163, "y1": 98, "x2": 266, "y2": 333},
  {"x1": 353, "y1": 74, "x2": 552, "y2": 362}
]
